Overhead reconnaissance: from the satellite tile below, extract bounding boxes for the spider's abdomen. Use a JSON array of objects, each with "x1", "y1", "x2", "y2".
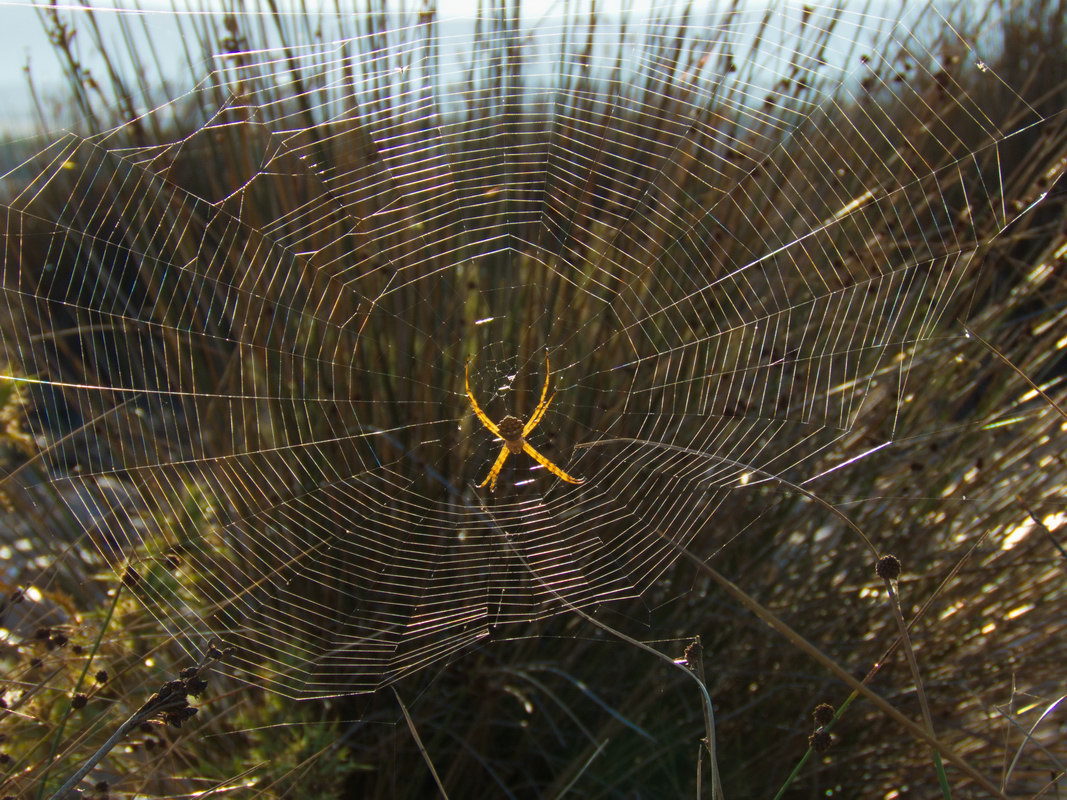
[{"x1": 498, "y1": 415, "x2": 525, "y2": 452}]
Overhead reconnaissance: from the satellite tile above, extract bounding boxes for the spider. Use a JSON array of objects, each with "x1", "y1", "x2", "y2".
[{"x1": 465, "y1": 356, "x2": 584, "y2": 492}]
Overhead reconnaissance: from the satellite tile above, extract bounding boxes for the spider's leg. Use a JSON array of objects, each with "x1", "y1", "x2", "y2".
[
  {"x1": 522, "y1": 355, "x2": 554, "y2": 436},
  {"x1": 465, "y1": 360, "x2": 501, "y2": 436},
  {"x1": 523, "y1": 391, "x2": 556, "y2": 437},
  {"x1": 478, "y1": 444, "x2": 510, "y2": 492},
  {"x1": 522, "y1": 441, "x2": 584, "y2": 485}
]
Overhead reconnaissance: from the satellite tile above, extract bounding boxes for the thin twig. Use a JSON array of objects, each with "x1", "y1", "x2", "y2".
[
  {"x1": 555, "y1": 739, "x2": 610, "y2": 798},
  {"x1": 393, "y1": 687, "x2": 450, "y2": 800},
  {"x1": 997, "y1": 694, "x2": 1067, "y2": 789},
  {"x1": 1017, "y1": 496, "x2": 1067, "y2": 563},
  {"x1": 960, "y1": 322, "x2": 1067, "y2": 422},
  {"x1": 883, "y1": 576, "x2": 953, "y2": 799}
]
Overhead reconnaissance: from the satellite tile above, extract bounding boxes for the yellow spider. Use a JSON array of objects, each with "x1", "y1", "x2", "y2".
[{"x1": 465, "y1": 356, "x2": 584, "y2": 492}]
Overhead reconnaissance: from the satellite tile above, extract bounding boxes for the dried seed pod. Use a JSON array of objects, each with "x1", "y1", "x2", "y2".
[
  {"x1": 812, "y1": 703, "x2": 834, "y2": 727},
  {"x1": 808, "y1": 729, "x2": 833, "y2": 753},
  {"x1": 185, "y1": 677, "x2": 208, "y2": 696},
  {"x1": 876, "y1": 554, "x2": 901, "y2": 580}
]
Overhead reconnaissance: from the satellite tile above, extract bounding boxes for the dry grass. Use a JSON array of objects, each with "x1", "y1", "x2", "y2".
[{"x1": 1, "y1": 0, "x2": 1065, "y2": 797}]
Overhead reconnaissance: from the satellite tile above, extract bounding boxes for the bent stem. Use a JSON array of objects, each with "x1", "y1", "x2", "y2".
[
  {"x1": 481, "y1": 505, "x2": 724, "y2": 800},
  {"x1": 567, "y1": 604, "x2": 725, "y2": 800},
  {"x1": 46, "y1": 705, "x2": 157, "y2": 800},
  {"x1": 46, "y1": 652, "x2": 220, "y2": 800},
  {"x1": 883, "y1": 576, "x2": 953, "y2": 799}
]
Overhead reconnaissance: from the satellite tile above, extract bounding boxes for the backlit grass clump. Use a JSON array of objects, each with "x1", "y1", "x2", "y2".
[{"x1": 1, "y1": 1, "x2": 1065, "y2": 797}]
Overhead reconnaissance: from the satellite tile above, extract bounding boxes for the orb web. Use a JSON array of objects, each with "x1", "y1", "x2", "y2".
[{"x1": 0, "y1": 1, "x2": 1057, "y2": 697}]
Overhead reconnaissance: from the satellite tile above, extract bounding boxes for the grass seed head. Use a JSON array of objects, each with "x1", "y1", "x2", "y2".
[
  {"x1": 808, "y1": 729, "x2": 833, "y2": 753},
  {"x1": 812, "y1": 703, "x2": 835, "y2": 727},
  {"x1": 875, "y1": 554, "x2": 901, "y2": 580}
]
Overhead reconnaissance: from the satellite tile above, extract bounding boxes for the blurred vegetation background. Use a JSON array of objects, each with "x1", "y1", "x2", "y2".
[{"x1": 1, "y1": 0, "x2": 1065, "y2": 798}]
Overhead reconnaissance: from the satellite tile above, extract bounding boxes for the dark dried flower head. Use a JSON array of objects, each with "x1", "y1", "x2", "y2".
[
  {"x1": 184, "y1": 677, "x2": 208, "y2": 697},
  {"x1": 29, "y1": 657, "x2": 43, "y2": 668},
  {"x1": 164, "y1": 706, "x2": 199, "y2": 728},
  {"x1": 71, "y1": 693, "x2": 88, "y2": 710},
  {"x1": 179, "y1": 667, "x2": 198, "y2": 680},
  {"x1": 50, "y1": 633, "x2": 69, "y2": 649},
  {"x1": 34, "y1": 627, "x2": 52, "y2": 641},
  {"x1": 876, "y1": 554, "x2": 901, "y2": 580},
  {"x1": 94, "y1": 669, "x2": 109, "y2": 684},
  {"x1": 71, "y1": 644, "x2": 85, "y2": 655},
  {"x1": 809, "y1": 729, "x2": 833, "y2": 753},
  {"x1": 812, "y1": 703, "x2": 835, "y2": 727},
  {"x1": 0, "y1": 753, "x2": 11, "y2": 765},
  {"x1": 159, "y1": 679, "x2": 187, "y2": 699}
]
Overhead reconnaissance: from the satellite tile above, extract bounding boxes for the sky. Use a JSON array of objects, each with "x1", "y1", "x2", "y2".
[
  {"x1": 0, "y1": 0, "x2": 954, "y2": 136},
  {"x1": 0, "y1": 0, "x2": 634, "y2": 132}
]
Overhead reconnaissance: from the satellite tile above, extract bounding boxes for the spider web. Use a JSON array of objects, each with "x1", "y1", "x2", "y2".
[{"x1": 0, "y1": 0, "x2": 1058, "y2": 697}]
